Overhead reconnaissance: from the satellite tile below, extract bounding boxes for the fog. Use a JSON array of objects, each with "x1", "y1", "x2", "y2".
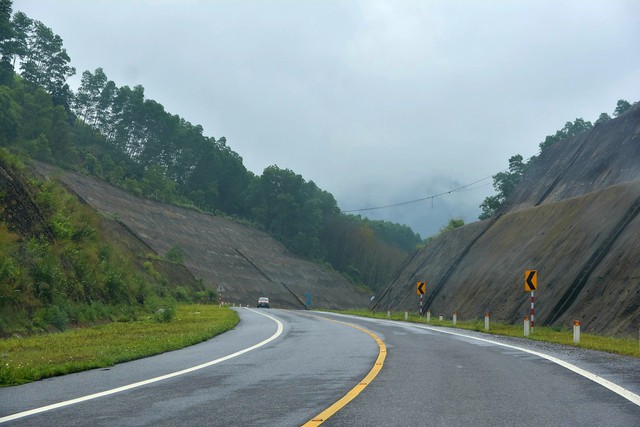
[{"x1": 14, "y1": 0, "x2": 640, "y2": 237}]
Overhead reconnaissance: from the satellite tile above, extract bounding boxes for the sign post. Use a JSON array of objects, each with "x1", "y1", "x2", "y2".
[
  {"x1": 217, "y1": 283, "x2": 225, "y2": 306},
  {"x1": 525, "y1": 270, "x2": 538, "y2": 334},
  {"x1": 416, "y1": 281, "x2": 426, "y2": 316},
  {"x1": 305, "y1": 293, "x2": 312, "y2": 309}
]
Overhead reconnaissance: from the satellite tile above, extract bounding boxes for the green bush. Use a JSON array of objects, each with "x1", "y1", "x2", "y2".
[
  {"x1": 195, "y1": 289, "x2": 217, "y2": 304},
  {"x1": 154, "y1": 307, "x2": 174, "y2": 323},
  {"x1": 105, "y1": 270, "x2": 129, "y2": 303},
  {"x1": 33, "y1": 305, "x2": 69, "y2": 331},
  {"x1": 165, "y1": 245, "x2": 184, "y2": 264},
  {"x1": 173, "y1": 286, "x2": 191, "y2": 302}
]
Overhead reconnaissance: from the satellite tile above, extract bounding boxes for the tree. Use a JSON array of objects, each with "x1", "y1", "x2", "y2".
[
  {"x1": 110, "y1": 84, "x2": 146, "y2": 157},
  {"x1": 445, "y1": 218, "x2": 464, "y2": 230},
  {"x1": 48, "y1": 105, "x2": 73, "y2": 161},
  {"x1": 595, "y1": 112, "x2": 611, "y2": 125},
  {"x1": 479, "y1": 195, "x2": 502, "y2": 220},
  {"x1": 0, "y1": 0, "x2": 11, "y2": 52},
  {"x1": 0, "y1": 0, "x2": 13, "y2": 84},
  {"x1": 141, "y1": 164, "x2": 176, "y2": 200},
  {"x1": 19, "y1": 20, "x2": 75, "y2": 108},
  {"x1": 539, "y1": 118, "x2": 592, "y2": 151},
  {"x1": 478, "y1": 154, "x2": 527, "y2": 219},
  {"x1": 74, "y1": 67, "x2": 110, "y2": 125},
  {"x1": 249, "y1": 165, "x2": 304, "y2": 237},
  {"x1": 497, "y1": 154, "x2": 526, "y2": 195},
  {"x1": 8, "y1": 11, "x2": 30, "y2": 66},
  {"x1": 613, "y1": 99, "x2": 632, "y2": 117},
  {"x1": 0, "y1": 85, "x2": 19, "y2": 144},
  {"x1": 428, "y1": 218, "x2": 465, "y2": 241}
]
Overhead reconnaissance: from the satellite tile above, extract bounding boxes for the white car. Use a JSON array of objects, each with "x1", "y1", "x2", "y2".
[{"x1": 257, "y1": 297, "x2": 270, "y2": 308}]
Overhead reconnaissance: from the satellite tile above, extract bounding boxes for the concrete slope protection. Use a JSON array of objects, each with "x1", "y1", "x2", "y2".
[
  {"x1": 375, "y1": 104, "x2": 640, "y2": 337},
  {"x1": 34, "y1": 162, "x2": 370, "y2": 310}
]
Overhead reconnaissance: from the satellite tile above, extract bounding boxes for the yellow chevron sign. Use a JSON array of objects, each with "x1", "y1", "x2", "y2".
[
  {"x1": 416, "y1": 281, "x2": 426, "y2": 295},
  {"x1": 525, "y1": 270, "x2": 538, "y2": 291}
]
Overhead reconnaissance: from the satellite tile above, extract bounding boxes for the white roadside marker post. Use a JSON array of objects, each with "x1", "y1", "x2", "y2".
[
  {"x1": 404, "y1": 311, "x2": 408, "y2": 321},
  {"x1": 453, "y1": 312, "x2": 457, "y2": 326},
  {"x1": 426, "y1": 310, "x2": 431, "y2": 323},
  {"x1": 524, "y1": 270, "x2": 538, "y2": 335},
  {"x1": 573, "y1": 320, "x2": 581, "y2": 344},
  {"x1": 485, "y1": 312, "x2": 490, "y2": 331},
  {"x1": 387, "y1": 310, "x2": 391, "y2": 319},
  {"x1": 524, "y1": 316, "x2": 530, "y2": 337}
]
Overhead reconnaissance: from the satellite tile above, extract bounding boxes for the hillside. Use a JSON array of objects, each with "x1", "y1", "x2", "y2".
[
  {"x1": 373, "y1": 104, "x2": 640, "y2": 337},
  {"x1": 33, "y1": 162, "x2": 371, "y2": 310}
]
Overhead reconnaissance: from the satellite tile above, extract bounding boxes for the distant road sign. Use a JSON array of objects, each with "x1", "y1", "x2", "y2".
[
  {"x1": 525, "y1": 270, "x2": 538, "y2": 292},
  {"x1": 416, "y1": 282, "x2": 426, "y2": 295}
]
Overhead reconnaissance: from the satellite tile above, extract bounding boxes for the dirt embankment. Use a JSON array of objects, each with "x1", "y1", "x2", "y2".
[
  {"x1": 374, "y1": 104, "x2": 640, "y2": 337},
  {"x1": 34, "y1": 163, "x2": 370, "y2": 310}
]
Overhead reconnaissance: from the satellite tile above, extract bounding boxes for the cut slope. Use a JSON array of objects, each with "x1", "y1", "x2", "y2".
[
  {"x1": 374, "y1": 104, "x2": 640, "y2": 337},
  {"x1": 34, "y1": 162, "x2": 370, "y2": 310}
]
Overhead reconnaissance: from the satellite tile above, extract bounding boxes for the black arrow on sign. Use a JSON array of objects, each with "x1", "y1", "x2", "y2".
[
  {"x1": 525, "y1": 270, "x2": 537, "y2": 291},
  {"x1": 417, "y1": 282, "x2": 426, "y2": 294}
]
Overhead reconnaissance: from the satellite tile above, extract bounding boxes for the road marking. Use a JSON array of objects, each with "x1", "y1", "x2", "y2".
[
  {"x1": 302, "y1": 315, "x2": 387, "y2": 426},
  {"x1": 0, "y1": 308, "x2": 283, "y2": 424},
  {"x1": 324, "y1": 312, "x2": 640, "y2": 407}
]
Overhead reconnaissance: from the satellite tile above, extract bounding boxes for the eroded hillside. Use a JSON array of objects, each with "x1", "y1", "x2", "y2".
[{"x1": 374, "y1": 104, "x2": 640, "y2": 337}]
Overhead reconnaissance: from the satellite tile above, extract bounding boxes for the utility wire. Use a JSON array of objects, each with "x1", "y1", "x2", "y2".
[{"x1": 342, "y1": 173, "x2": 501, "y2": 213}]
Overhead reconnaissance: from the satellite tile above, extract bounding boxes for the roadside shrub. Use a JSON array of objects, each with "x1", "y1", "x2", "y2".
[
  {"x1": 173, "y1": 286, "x2": 191, "y2": 302},
  {"x1": 195, "y1": 289, "x2": 217, "y2": 304},
  {"x1": 33, "y1": 305, "x2": 69, "y2": 331},
  {"x1": 154, "y1": 307, "x2": 174, "y2": 323},
  {"x1": 105, "y1": 270, "x2": 129, "y2": 303}
]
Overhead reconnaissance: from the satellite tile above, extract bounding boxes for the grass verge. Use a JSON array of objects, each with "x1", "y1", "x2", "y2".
[
  {"x1": 0, "y1": 304, "x2": 239, "y2": 387},
  {"x1": 337, "y1": 310, "x2": 640, "y2": 358}
]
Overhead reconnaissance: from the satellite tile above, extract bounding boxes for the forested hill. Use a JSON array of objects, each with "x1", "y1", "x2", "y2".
[{"x1": 0, "y1": 0, "x2": 421, "y2": 293}]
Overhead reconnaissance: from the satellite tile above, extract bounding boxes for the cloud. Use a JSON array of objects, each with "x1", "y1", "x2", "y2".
[{"x1": 12, "y1": 0, "x2": 640, "y2": 237}]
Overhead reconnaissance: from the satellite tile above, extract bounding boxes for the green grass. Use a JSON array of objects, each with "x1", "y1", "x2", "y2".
[
  {"x1": 0, "y1": 304, "x2": 239, "y2": 386},
  {"x1": 337, "y1": 310, "x2": 640, "y2": 358}
]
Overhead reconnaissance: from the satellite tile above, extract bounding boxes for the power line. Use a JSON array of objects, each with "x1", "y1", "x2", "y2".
[{"x1": 342, "y1": 173, "x2": 499, "y2": 213}]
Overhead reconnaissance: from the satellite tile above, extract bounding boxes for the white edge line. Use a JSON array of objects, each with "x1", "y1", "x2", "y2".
[
  {"x1": 0, "y1": 308, "x2": 283, "y2": 423},
  {"x1": 322, "y1": 312, "x2": 640, "y2": 407}
]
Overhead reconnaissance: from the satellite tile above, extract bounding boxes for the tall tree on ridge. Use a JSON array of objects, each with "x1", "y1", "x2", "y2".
[
  {"x1": 20, "y1": 20, "x2": 75, "y2": 109},
  {"x1": 0, "y1": 0, "x2": 13, "y2": 84}
]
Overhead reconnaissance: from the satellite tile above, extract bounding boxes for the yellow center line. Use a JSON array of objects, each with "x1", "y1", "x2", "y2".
[{"x1": 301, "y1": 314, "x2": 387, "y2": 426}]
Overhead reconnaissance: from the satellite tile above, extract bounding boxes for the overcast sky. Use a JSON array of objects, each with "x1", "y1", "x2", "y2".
[{"x1": 13, "y1": 0, "x2": 640, "y2": 237}]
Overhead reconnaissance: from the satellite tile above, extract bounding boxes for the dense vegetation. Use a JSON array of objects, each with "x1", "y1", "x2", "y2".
[
  {"x1": 479, "y1": 100, "x2": 637, "y2": 219},
  {"x1": 0, "y1": 151, "x2": 218, "y2": 335},
  {"x1": 0, "y1": 0, "x2": 420, "y2": 304}
]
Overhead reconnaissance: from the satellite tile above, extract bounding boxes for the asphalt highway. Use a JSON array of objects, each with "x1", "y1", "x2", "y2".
[{"x1": 1, "y1": 308, "x2": 639, "y2": 426}]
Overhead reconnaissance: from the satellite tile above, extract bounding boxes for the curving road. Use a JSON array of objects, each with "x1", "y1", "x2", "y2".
[{"x1": 1, "y1": 309, "x2": 639, "y2": 426}]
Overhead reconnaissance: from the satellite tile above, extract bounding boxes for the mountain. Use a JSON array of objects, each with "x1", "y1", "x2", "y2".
[{"x1": 372, "y1": 104, "x2": 640, "y2": 337}]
